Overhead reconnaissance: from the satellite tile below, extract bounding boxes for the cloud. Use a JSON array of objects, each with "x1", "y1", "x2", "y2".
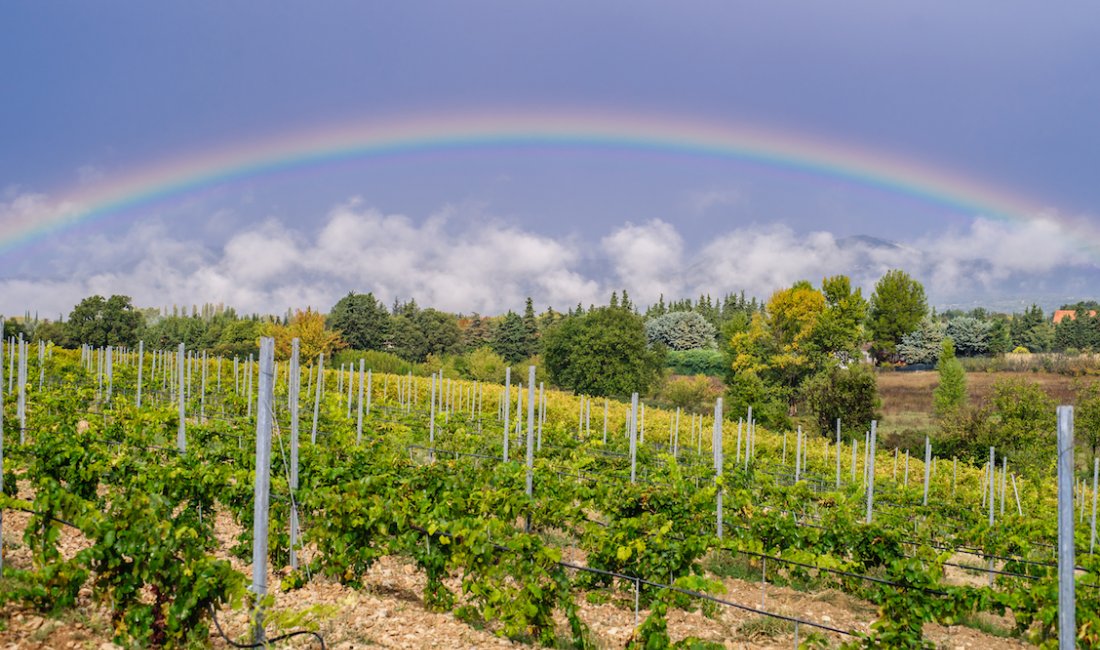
[
  {"x1": 77, "y1": 165, "x2": 105, "y2": 185},
  {"x1": 602, "y1": 219, "x2": 684, "y2": 305},
  {"x1": 686, "y1": 188, "x2": 743, "y2": 213},
  {"x1": 0, "y1": 195, "x2": 1096, "y2": 319}
]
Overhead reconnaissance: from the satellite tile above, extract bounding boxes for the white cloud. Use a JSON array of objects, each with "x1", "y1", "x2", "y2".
[
  {"x1": 686, "y1": 188, "x2": 743, "y2": 213},
  {"x1": 77, "y1": 165, "x2": 105, "y2": 185},
  {"x1": 0, "y1": 194, "x2": 1096, "y2": 319},
  {"x1": 602, "y1": 219, "x2": 685, "y2": 305}
]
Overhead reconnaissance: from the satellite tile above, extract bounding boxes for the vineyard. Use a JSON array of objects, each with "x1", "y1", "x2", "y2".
[{"x1": 1, "y1": 340, "x2": 1098, "y2": 649}]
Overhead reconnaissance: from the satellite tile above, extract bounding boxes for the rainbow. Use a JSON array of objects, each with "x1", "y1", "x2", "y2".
[{"x1": 1, "y1": 109, "x2": 1086, "y2": 255}]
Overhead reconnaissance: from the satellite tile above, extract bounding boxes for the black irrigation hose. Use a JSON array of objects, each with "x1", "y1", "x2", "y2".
[
  {"x1": 207, "y1": 603, "x2": 326, "y2": 650},
  {"x1": 555, "y1": 559, "x2": 856, "y2": 637},
  {"x1": 725, "y1": 546, "x2": 951, "y2": 596},
  {"x1": 576, "y1": 512, "x2": 951, "y2": 597}
]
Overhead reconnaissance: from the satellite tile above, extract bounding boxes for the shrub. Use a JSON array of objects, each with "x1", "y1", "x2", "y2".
[
  {"x1": 662, "y1": 375, "x2": 718, "y2": 413},
  {"x1": 666, "y1": 348, "x2": 726, "y2": 376}
]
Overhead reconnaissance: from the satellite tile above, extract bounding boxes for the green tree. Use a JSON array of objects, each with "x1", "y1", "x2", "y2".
[
  {"x1": 542, "y1": 306, "x2": 663, "y2": 396},
  {"x1": 723, "y1": 370, "x2": 791, "y2": 430},
  {"x1": 644, "y1": 311, "x2": 717, "y2": 351},
  {"x1": 327, "y1": 292, "x2": 390, "y2": 351},
  {"x1": 388, "y1": 313, "x2": 427, "y2": 361},
  {"x1": 946, "y1": 316, "x2": 991, "y2": 357},
  {"x1": 465, "y1": 346, "x2": 508, "y2": 383},
  {"x1": 867, "y1": 269, "x2": 927, "y2": 362},
  {"x1": 522, "y1": 297, "x2": 541, "y2": 356},
  {"x1": 801, "y1": 364, "x2": 880, "y2": 438},
  {"x1": 491, "y1": 311, "x2": 530, "y2": 363},
  {"x1": 212, "y1": 318, "x2": 262, "y2": 358},
  {"x1": 66, "y1": 294, "x2": 144, "y2": 348},
  {"x1": 986, "y1": 315, "x2": 1013, "y2": 354},
  {"x1": 1011, "y1": 305, "x2": 1053, "y2": 352},
  {"x1": 462, "y1": 313, "x2": 492, "y2": 351},
  {"x1": 143, "y1": 314, "x2": 208, "y2": 349},
  {"x1": 31, "y1": 320, "x2": 68, "y2": 346},
  {"x1": 810, "y1": 274, "x2": 868, "y2": 362},
  {"x1": 933, "y1": 338, "x2": 967, "y2": 417},
  {"x1": 418, "y1": 309, "x2": 462, "y2": 359},
  {"x1": 897, "y1": 318, "x2": 947, "y2": 365},
  {"x1": 662, "y1": 375, "x2": 717, "y2": 413},
  {"x1": 987, "y1": 378, "x2": 1055, "y2": 476}
]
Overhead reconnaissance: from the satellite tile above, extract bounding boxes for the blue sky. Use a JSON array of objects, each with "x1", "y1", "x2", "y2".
[{"x1": 2, "y1": 2, "x2": 1099, "y2": 317}]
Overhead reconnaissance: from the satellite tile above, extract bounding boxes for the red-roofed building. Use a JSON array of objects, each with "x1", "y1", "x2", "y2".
[{"x1": 1053, "y1": 309, "x2": 1097, "y2": 324}]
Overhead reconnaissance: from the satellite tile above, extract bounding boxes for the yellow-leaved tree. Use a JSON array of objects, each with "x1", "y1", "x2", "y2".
[{"x1": 265, "y1": 308, "x2": 345, "y2": 362}]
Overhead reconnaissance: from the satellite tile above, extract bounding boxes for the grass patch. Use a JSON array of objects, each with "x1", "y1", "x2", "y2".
[
  {"x1": 812, "y1": 588, "x2": 872, "y2": 614},
  {"x1": 702, "y1": 551, "x2": 759, "y2": 582},
  {"x1": 956, "y1": 612, "x2": 1017, "y2": 638},
  {"x1": 737, "y1": 614, "x2": 793, "y2": 640}
]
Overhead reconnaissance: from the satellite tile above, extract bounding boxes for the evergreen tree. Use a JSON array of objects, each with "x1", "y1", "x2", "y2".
[
  {"x1": 463, "y1": 313, "x2": 492, "y2": 350},
  {"x1": 522, "y1": 297, "x2": 540, "y2": 356},
  {"x1": 867, "y1": 269, "x2": 928, "y2": 362},
  {"x1": 491, "y1": 311, "x2": 530, "y2": 363},
  {"x1": 327, "y1": 291, "x2": 390, "y2": 351},
  {"x1": 1011, "y1": 305, "x2": 1052, "y2": 352},
  {"x1": 933, "y1": 338, "x2": 967, "y2": 416},
  {"x1": 620, "y1": 290, "x2": 633, "y2": 312},
  {"x1": 543, "y1": 306, "x2": 663, "y2": 396},
  {"x1": 945, "y1": 316, "x2": 991, "y2": 357}
]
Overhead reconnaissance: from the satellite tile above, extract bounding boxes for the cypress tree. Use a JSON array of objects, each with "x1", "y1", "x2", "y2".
[{"x1": 933, "y1": 337, "x2": 967, "y2": 417}]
